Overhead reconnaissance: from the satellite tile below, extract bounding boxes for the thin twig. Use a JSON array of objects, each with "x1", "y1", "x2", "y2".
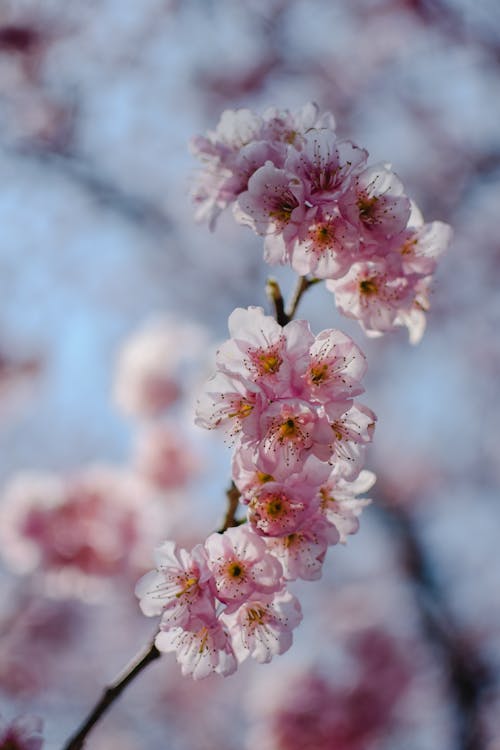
[
  {"x1": 266, "y1": 275, "x2": 320, "y2": 327},
  {"x1": 266, "y1": 278, "x2": 288, "y2": 326},
  {"x1": 218, "y1": 481, "x2": 242, "y2": 533},
  {"x1": 62, "y1": 636, "x2": 161, "y2": 750},
  {"x1": 286, "y1": 275, "x2": 320, "y2": 321}
]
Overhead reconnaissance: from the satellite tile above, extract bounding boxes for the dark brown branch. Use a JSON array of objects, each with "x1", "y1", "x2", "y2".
[
  {"x1": 266, "y1": 275, "x2": 320, "y2": 327},
  {"x1": 62, "y1": 637, "x2": 161, "y2": 750},
  {"x1": 266, "y1": 278, "x2": 288, "y2": 326},
  {"x1": 218, "y1": 481, "x2": 242, "y2": 533},
  {"x1": 286, "y1": 275, "x2": 320, "y2": 321}
]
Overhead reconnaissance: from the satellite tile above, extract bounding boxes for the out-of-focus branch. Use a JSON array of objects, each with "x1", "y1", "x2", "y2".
[
  {"x1": 61, "y1": 635, "x2": 161, "y2": 750},
  {"x1": 378, "y1": 501, "x2": 491, "y2": 750}
]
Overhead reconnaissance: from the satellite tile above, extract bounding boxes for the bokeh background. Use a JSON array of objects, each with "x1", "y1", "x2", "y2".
[{"x1": 0, "y1": 1, "x2": 499, "y2": 748}]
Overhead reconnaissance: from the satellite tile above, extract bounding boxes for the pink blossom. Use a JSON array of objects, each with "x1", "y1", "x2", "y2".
[
  {"x1": 285, "y1": 130, "x2": 367, "y2": 202},
  {"x1": 222, "y1": 589, "x2": 302, "y2": 664},
  {"x1": 133, "y1": 424, "x2": 199, "y2": 490},
  {"x1": 195, "y1": 370, "x2": 265, "y2": 442},
  {"x1": 0, "y1": 467, "x2": 147, "y2": 580},
  {"x1": 264, "y1": 513, "x2": 337, "y2": 581},
  {"x1": 113, "y1": 317, "x2": 205, "y2": 419},
  {"x1": 296, "y1": 328, "x2": 367, "y2": 405},
  {"x1": 326, "y1": 257, "x2": 422, "y2": 339},
  {"x1": 0, "y1": 714, "x2": 43, "y2": 750},
  {"x1": 248, "y1": 479, "x2": 319, "y2": 537},
  {"x1": 319, "y1": 469, "x2": 375, "y2": 542},
  {"x1": 325, "y1": 402, "x2": 376, "y2": 479},
  {"x1": 390, "y1": 220, "x2": 452, "y2": 275},
  {"x1": 205, "y1": 525, "x2": 283, "y2": 604},
  {"x1": 289, "y1": 206, "x2": 360, "y2": 279},
  {"x1": 233, "y1": 162, "x2": 307, "y2": 264},
  {"x1": 339, "y1": 163, "x2": 411, "y2": 242},
  {"x1": 260, "y1": 102, "x2": 336, "y2": 148},
  {"x1": 135, "y1": 541, "x2": 215, "y2": 628},
  {"x1": 190, "y1": 103, "x2": 337, "y2": 228},
  {"x1": 251, "y1": 398, "x2": 333, "y2": 474},
  {"x1": 155, "y1": 618, "x2": 237, "y2": 679},
  {"x1": 217, "y1": 306, "x2": 313, "y2": 399},
  {"x1": 232, "y1": 446, "x2": 330, "y2": 499}
]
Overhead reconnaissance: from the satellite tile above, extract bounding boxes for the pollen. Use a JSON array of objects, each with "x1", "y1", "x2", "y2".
[
  {"x1": 359, "y1": 278, "x2": 378, "y2": 296},
  {"x1": 228, "y1": 400, "x2": 253, "y2": 419},
  {"x1": 280, "y1": 418, "x2": 298, "y2": 439},
  {"x1": 265, "y1": 493, "x2": 285, "y2": 517},
  {"x1": 227, "y1": 561, "x2": 244, "y2": 579},
  {"x1": 257, "y1": 471, "x2": 274, "y2": 483},
  {"x1": 247, "y1": 606, "x2": 266, "y2": 624},
  {"x1": 311, "y1": 222, "x2": 335, "y2": 248},
  {"x1": 357, "y1": 195, "x2": 379, "y2": 225},
  {"x1": 257, "y1": 351, "x2": 282, "y2": 374},
  {"x1": 401, "y1": 237, "x2": 418, "y2": 255},
  {"x1": 309, "y1": 362, "x2": 329, "y2": 385},
  {"x1": 175, "y1": 575, "x2": 198, "y2": 598}
]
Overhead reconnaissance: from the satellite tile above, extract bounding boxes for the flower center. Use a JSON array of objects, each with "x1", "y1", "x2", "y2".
[
  {"x1": 359, "y1": 278, "x2": 378, "y2": 296},
  {"x1": 309, "y1": 362, "x2": 329, "y2": 385},
  {"x1": 357, "y1": 195, "x2": 379, "y2": 224},
  {"x1": 175, "y1": 575, "x2": 198, "y2": 598},
  {"x1": 228, "y1": 399, "x2": 253, "y2": 420},
  {"x1": 257, "y1": 351, "x2": 282, "y2": 374},
  {"x1": 227, "y1": 561, "x2": 244, "y2": 579},
  {"x1": 280, "y1": 418, "x2": 298, "y2": 438}
]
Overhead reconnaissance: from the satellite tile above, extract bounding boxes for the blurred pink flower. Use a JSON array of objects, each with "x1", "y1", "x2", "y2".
[
  {"x1": 0, "y1": 467, "x2": 152, "y2": 584},
  {"x1": 0, "y1": 714, "x2": 43, "y2": 750},
  {"x1": 113, "y1": 317, "x2": 206, "y2": 419},
  {"x1": 133, "y1": 423, "x2": 200, "y2": 490}
]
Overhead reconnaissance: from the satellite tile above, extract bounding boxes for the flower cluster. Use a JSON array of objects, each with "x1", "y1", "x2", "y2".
[
  {"x1": 191, "y1": 103, "x2": 451, "y2": 342},
  {"x1": 136, "y1": 307, "x2": 375, "y2": 678}
]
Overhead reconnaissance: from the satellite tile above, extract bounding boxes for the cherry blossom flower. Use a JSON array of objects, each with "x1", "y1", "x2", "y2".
[
  {"x1": 133, "y1": 424, "x2": 200, "y2": 490},
  {"x1": 0, "y1": 714, "x2": 44, "y2": 750},
  {"x1": 113, "y1": 317, "x2": 206, "y2": 419},
  {"x1": 264, "y1": 514, "x2": 337, "y2": 582},
  {"x1": 326, "y1": 257, "x2": 422, "y2": 339},
  {"x1": 135, "y1": 541, "x2": 215, "y2": 628},
  {"x1": 155, "y1": 617, "x2": 237, "y2": 679},
  {"x1": 222, "y1": 589, "x2": 302, "y2": 664},
  {"x1": 232, "y1": 446, "x2": 331, "y2": 500},
  {"x1": 285, "y1": 130, "x2": 367, "y2": 202},
  {"x1": 252, "y1": 398, "x2": 333, "y2": 474},
  {"x1": 191, "y1": 102, "x2": 336, "y2": 228},
  {"x1": 289, "y1": 206, "x2": 360, "y2": 279},
  {"x1": 390, "y1": 220, "x2": 452, "y2": 276},
  {"x1": 0, "y1": 467, "x2": 149, "y2": 581},
  {"x1": 195, "y1": 370, "x2": 265, "y2": 442},
  {"x1": 216, "y1": 306, "x2": 313, "y2": 399},
  {"x1": 339, "y1": 163, "x2": 411, "y2": 242},
  {"x1": 233, "y1": 162, "x2": 307, "y2": 264},
  {"x1": 326, "y1": 402, "x2": 377, "y2": 479},
  {"x1": 247, "y1": 479, "x2": 319, "y2": 537},
  {"x1": 319, "y1": 469, "x2": 375, "y2": 543},
  {"x1": 204, "y1": 525, "x2": 282, "y2": 605},
  {"x1": 296, "y1": 328, "x2": 367, "y2": 405}
]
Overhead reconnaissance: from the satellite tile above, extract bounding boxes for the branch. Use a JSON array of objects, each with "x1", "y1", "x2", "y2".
[
  {"x1": 266, "y1": 275, "x2": 320, "y2": 326},
  {"x1": 61, "y1": 636, "x2": 161, "y2": 750},
  {"x1": 286, "y1": 275, "x2": 320, "y2": 321},
  {"x1": 218, "y1": 481, "x2": 243, "y2": 533},
  {"x1": 379, "y1": 502, "x2": 491, "y2": 750}
]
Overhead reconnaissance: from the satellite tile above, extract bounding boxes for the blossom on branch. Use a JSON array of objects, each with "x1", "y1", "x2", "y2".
[{"x1": 191, "y1": 104, "x2": 452, "y2": 341}]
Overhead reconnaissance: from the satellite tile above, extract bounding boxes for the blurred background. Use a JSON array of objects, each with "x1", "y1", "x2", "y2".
[{"x1": 0, "y1": 0, "x2": 499, "y2": 748}]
